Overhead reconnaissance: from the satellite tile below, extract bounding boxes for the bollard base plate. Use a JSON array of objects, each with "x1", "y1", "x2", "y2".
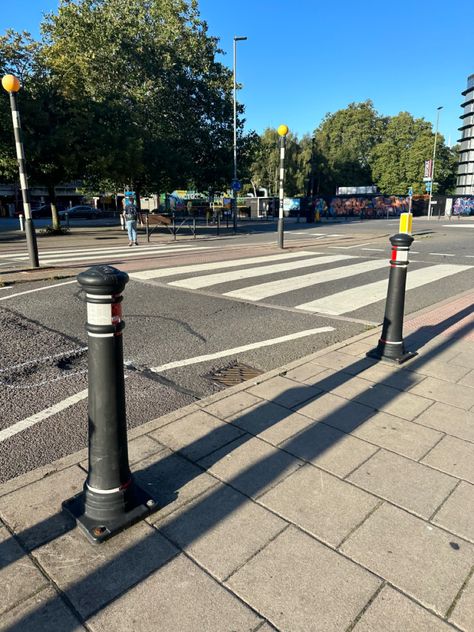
[
  {"x1": 62, "y1": 484, "x2": 157, "y2": 545},
  {"x1": 366, "y1": 348, "x2": 417, "y2": 365}
]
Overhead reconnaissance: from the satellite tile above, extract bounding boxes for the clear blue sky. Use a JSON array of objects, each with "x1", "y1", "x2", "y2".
[{"x1": 2, "y1": 0, "x2": 473, "y2": 146}]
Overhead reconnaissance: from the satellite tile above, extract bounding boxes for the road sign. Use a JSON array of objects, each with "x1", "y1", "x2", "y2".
[
  {"x1": 425, "y1": 181, "x2": 432, "y2": 192},
  {"x1": 424, "y1": 160, "x2": 433, "y2": 179},
  {"x1": 408, "y1": 187, "x2": 413, "y2": 197},
  {"x1": 231, "y1": 179, "x2": 241, "y2": 191}
]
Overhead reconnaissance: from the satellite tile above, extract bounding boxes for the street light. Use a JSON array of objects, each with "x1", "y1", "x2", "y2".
[
  {"x1": 232, "y1": 35, "x2": 247, "y2": 232},
  {"x1": 428, "y1": 105, "x2": 443, "y2": 219},
  {"x1": 2, "y1": 74, "x2": 39, "y2": 267},
  {"x1": 277, "y1": 124, "x2": 289, "y2": 249}
]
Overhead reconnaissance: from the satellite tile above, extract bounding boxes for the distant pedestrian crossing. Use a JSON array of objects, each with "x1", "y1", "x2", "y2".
[
  {"x1": 0, "y1": 242, "x2": 214, "y2": 266},
  {"x1": 130, "y1": 251, "x2": 471, "y2": 318}
]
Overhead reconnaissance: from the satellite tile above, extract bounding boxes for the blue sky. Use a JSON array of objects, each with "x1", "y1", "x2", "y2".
[{"x1": 2, "y1": 0, "x2": 473, "y2": 146}]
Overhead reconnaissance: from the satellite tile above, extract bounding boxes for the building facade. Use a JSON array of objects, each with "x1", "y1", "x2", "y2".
[{"x1": 456, "y1": 73, "x2": 474, "y2": 194}]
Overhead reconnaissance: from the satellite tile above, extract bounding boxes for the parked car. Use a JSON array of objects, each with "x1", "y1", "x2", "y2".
[{"x1": 58, "y1": 205, "x2": 101, "y2": 220}]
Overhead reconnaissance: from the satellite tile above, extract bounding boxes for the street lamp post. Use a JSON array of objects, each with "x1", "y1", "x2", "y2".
[
  {"x1": 2, "y1": 74, "x2": 39, "y2": 268},
  {"x1": 428, "y1": 106, "x2": 443, "y2": 219},
  {"x1": 232, "y1": 35, "x2": 247, "y2": 232},
  {"x1": 277, "y1": 124, "x2": 289, "y2": 249}
]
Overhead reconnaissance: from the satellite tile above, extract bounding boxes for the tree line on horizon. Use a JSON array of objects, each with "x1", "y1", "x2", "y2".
[{"x1": 0, "y1": 0, "x2": 459, "y2": 230}]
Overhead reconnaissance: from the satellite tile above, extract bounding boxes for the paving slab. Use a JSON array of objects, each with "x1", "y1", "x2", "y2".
[
  {"x1": 0, "y1": 526, "x2": 49, "y2": 616},
  {"x1": 33, "y1": 522, "x2": 178, "y2": 619},
  {"x1": 356, "y1": 362, "x2": 427, "y2": 390},
  {"x1": 133, "y1": 450, "x2": 218, "y2": 520},
  {"x1": 258, "y1": 463, "x2": 379, "y2": 547},
  {"x1": 449, "y1": 570, "x2": 474, "y2": 632},
  {"x1": 449, "y1": 349, "x2": 474, "y2": 370},
  {"x1": 410, "y1": 377, "x2": 474, "y2": 410},
  {"x1": 349, "y1": 411, "x2": 443, "y2": 460},
  {"x1": 227, "y1": 400, "x2": 317, "y2": 446},
  {"x1": 311, "y1": 350, "x2": 376, "y2": 374},
  {"x1": 348, "y1": 450, "x2": 457, "y2": 519},
  {"x1": 87, "y1": 553, "x2": 263, "y2": 632},
  {"x1": 198, "y1": 434, "x2": 303, "y2": 499},
  {"x1": 433, "y1": 482, "x2": 474, "y2": 542},
  {"x1": 282, "y1": 361, "x2": 330, "y2": 383},
  {"x1": 202, "y1": 391, "x2": 263, "y2": 420},
  {"x1": 226, "y1": 525, "x2": 380, "y2": 632},
  {"x1": 415, "y1": 402, "x2": 474, "y2": 443},
  {"x1": 295, "y1": 391, "x2": 374, "y2": 433},
  {"x1": 154, "y1": 483, "x2": 286, "y2": 580},
  {"x1": 149, "y1": 409, "x2": 244, "y2": 461},
  {"x1": 422, "y1": 435, "x2": 474, "y2": 483},
  {"x1": 458, "y1": 369, "x2": 474, "y2": 388},
  {"x1": 0, "y1": 586, "x2": 85, "y2": 632},
  {"x1": 0, "y1": 465, "x2": 85, "y2": 550},
  {"x1": 352, "y1": 585, "x2": 454, "y2": 631},
  {"x1": 247, "y1": 375, "x2": 322, "y2": 409},
  {"x1": 340, "y1": 503, "x2": 474, "y2": 615},
  {"x1": 281, "y1": 422, "x2": 378, "y2": 478}
]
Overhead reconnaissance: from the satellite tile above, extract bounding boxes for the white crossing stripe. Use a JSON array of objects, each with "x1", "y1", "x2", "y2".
[
  {"x1": 0, "y1": 280, "x2": 77, "y2": 302},
  {"x1": 295, "y1": 264, "x2": 471, "y2": 315},
  {"x1": 129, "y1": 251, "x2": 316, "y2": 280},
  {"x1": 38, "y1": 246, "x2": 213, "y2": 265},
  {"x1": 0, "y1": 243, "x2": 209, "y2": 260},
  {"x1": 169, "y1": 254, "x2": 339, "y2": 289},
  {"x1": 224, "y1": 258, "x2": 387, "y2": 301},
  {"x1": 151, "y1": 327, "x2": 335, "y2": 372}
]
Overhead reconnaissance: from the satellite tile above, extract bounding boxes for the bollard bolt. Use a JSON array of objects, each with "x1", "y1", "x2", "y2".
[
  {"x1": 62, "y1": 265, "x2": 156, "y2": 544},
  {"x1": 368, "y1": 233, "x2": 417, "y2": 364}
]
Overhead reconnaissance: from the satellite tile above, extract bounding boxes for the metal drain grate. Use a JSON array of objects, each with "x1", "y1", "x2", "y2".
[{"x1": 206, "y1": 362, "x2": 263, "y2": 387}]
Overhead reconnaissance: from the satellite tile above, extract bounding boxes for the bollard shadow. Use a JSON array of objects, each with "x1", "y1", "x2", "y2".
[{"x1": 1, "y1": 305, "x2": 472, "y2": 629}]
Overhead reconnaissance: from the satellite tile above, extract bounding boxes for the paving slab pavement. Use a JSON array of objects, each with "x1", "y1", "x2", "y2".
[{"x1": 0, "y1": 292, "x2": 473, "y2": 631}]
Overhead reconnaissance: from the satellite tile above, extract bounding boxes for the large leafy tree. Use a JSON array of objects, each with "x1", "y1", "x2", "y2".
[
  {"x1": 369, "y1": 112, "x2": 454, "y2": 194},
  {"x1": 314, "y1": 100, "x2": 385, "y2": 193},
  {"x1": 41, "y1": 0, "x2": 236, "y2": 196}
]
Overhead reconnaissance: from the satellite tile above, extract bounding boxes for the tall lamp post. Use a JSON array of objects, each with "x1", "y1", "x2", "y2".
[
  {"x1": 428, "y1": 105, "x2": 443, "y2": 219},
  {"x1": 2, "y1": 74, "x2": 39, "y2": 268},
  {"x1": 277, "y1": 124, "x2": 289, "y2": 249},
  {"x1": 232, "y1": 35, "x2": 247, "y2": 232}
]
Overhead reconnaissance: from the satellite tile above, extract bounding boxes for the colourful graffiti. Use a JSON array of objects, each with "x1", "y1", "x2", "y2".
[
  {"x1": 452, "y1": 197, "x2": 474, "y2": 216},
  {"x1": 327, "y1": 196, "x2": 409, "y2": 218}
]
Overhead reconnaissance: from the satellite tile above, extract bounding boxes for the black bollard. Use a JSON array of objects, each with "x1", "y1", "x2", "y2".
[
  {"x1": 63, "y1": 265, "x2": 155, "y2": 544},
  {"x1": 368, "y1": 233, "x2": 417, "y2": 364}
]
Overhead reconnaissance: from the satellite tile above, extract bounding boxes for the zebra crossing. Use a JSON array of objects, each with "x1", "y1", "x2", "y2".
[
  {"x1": 0, "y1": 242, "x2": 215, "y2": 267},
  {"x1": 130, "y1": 251, "x2": 472, "y2": 317}
]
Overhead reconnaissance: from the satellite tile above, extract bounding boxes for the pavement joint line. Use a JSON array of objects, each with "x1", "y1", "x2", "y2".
[
  {"x1": 427, "y1": 479, "x2": 463, "y2": 524},
  {"x1": 445, "y1": 564, "x2": 474, "y2": 620},
  {"x1": 342, "y1": 447, "x2": 383, "y2": 483},
  {"x1": 345, "y1": 580, "x2": 387, "y2": 632}
]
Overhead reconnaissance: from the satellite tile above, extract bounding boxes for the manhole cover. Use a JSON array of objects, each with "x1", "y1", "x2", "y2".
[{"x1": 205, "y1": 362, "x2": 263, "y2": 387}]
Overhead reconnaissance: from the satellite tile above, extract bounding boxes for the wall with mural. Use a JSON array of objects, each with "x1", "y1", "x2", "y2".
[
  {"x1": 311, "y1": 196, "x2": 410, "y2": 218},
  {"x1": 452, "y1": 197, "x2": 474, "y2": 216}
]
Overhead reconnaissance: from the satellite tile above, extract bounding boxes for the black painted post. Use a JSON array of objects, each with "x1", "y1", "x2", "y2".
[
  {"x1": 368, "y1": 233, "x2": 416, "y2": 364},
  {"x1": 216, "y1": 211, "x2": 220, "y2": 235},
  {"x1": 62, "y1": 265, "x2": 155, "y2": 544}
]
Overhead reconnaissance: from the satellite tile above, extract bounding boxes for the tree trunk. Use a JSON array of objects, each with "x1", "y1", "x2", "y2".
[{"x1": 48, "y1": 185, "x2": 60, "y2": 230}]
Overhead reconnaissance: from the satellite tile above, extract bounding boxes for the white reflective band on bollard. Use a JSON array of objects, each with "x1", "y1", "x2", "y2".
[{"x1": 391, "y1": 248, "x2": 409, "y2": 263}]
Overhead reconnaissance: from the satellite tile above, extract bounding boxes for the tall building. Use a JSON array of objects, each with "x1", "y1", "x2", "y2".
[{"x1": 456, "y1": 73, "x2": 474, "y2": 194}]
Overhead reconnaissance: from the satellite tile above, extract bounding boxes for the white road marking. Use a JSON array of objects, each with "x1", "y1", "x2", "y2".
[
  {"x1": 0, "y1": 279, "x2": 77, "y2": 301},
  {"x1": 428, "y1": 253, "x2": 455, "y2": 257},
  {"x1": 0, "y1": 242, "x2": 202, "y2": 259},
  {"x1": 0, "y1": 389, "x2": 88, "y2": 442},
  {"x1": 295, "y1": 264, "x2": 471, "y2": 315},
  {"x1": 361, "y1": 248, "x2": 385, "y2": 252},
  {"x1": 328, "y1": 242, "x2": 374, "y2": 250},
  {"x1": 442, "y1": 224, "x2": 474, "y2": 227},
  {"x1": 38, "y1": 246, "x2": 213, "y2": 265},
  {"x1": 150, "y1": 327, "x2": 335, "y2": 372},
  {"x1": 225, "y1": 258, "x2": 386, "y2": 301},
  {"x1": 130, "y1": 251, "x2": 316, "y2": 281},
  {"x1": 170, "y1": 255, "x2": 343, "y2": 289}
]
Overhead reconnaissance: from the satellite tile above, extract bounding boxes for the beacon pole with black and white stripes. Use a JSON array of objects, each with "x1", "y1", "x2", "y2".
[
  {"x1": 2, "y1": 74, "x2": 39, "y2": 268},
  {"x1": 63, "y1": 265, "x2": 155, "y2": 544},
  {"x1": 368, "y1": 233, "x2": 417, "y2": 364},
  {"x1": 277, "y1": 124, "x2": 289, "y2": 250}
]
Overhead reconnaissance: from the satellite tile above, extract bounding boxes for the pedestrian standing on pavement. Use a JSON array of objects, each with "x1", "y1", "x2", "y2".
[{"x1": 123, "y1": 196, "x2": 139, "y2": 246}]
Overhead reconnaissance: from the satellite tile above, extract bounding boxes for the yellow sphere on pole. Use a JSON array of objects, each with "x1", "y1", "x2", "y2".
[
  {"x1": 2, "y1": 74, "x2": 21, "y2": 93},
  {"x1": 277, "y1": 124, "x2": 289, "y2": 137}
]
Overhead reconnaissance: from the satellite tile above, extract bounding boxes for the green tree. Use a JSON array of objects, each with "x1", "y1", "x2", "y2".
[
  {"x1": 314, "y1": 100, "x2": 385, "y2": 193},
  {"x1": 41, "y1": 0, "x2": 236, "y2": 197},
  {"x1": 369, "y1": 112, "x2": 454, "y2": 195}
]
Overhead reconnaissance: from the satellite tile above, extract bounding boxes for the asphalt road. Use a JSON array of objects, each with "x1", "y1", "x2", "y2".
[{"x1": 0, "y1": 216, "x2": 472, "y2": 482}]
